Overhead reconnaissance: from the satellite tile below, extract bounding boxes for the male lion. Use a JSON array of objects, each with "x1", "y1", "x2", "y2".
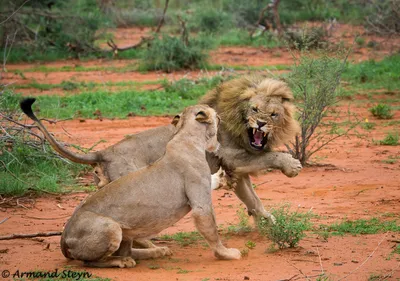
[
  {"x1": 61, "y1": 105, "x2": 241, "y2": 267},
  {"x1": 20, "y1": 75, "x2": 301, "y2": 223}
]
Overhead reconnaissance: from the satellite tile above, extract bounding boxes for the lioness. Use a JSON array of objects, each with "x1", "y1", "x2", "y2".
[
  {"x1": 20, "y1": 75, "x2": 301, "y2": 223},
  {"x1": 61, "y1": 105, "x2": 241, "y2": 267}
]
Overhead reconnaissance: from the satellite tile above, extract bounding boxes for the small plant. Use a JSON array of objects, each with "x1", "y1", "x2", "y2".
[
  {"x1": 240, "y1": 248, "x2": 249, "y2": 257},
  {"x1": 360, "y1": 119, "x2": 376, "y2": 130},
  {"x1": 61, "y1": 81, "x2": 80, "y2": 91},
  {"x1": 284, "y1": 27, "x2": 327, "y2": 50},
  {"x1": 257, "y1": 204, "x2": 312, "y2": 249},
  {"x1": 355, "y1": 37, "x2": 365, "y2": 46},
  {"x1": 379, "y1": 132, "x2": 399, "y2": 146},
  {"x1": 227, "y1": 207, "x2": 252, "y2": 234},
  {"x1": 287, "y1": 49, "x2": 351, "y2": 165},
  {"x1": 245, "y1": 240, "x2": 256, "y2": 249},
  {"x1": 369, "y1": 104, "x2": 393, "y2": 119}
]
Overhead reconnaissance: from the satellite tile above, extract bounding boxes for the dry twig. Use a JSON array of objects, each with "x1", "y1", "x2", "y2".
[{"x1": 0, "y1": 231, "x2": 62, "y2": 240}]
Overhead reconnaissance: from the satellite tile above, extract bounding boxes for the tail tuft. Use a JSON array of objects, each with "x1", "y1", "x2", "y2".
[{"x1": 20, "y1": 98, "x2": 38, "y2": 120}]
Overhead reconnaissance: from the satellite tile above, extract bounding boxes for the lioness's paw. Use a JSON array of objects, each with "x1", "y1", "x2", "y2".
[
  {"x1": 118, "y1": 257, "x2": 136, "y2": 268},
  {"x1": 282, "y1": 157, "x2": 302, "y2": 178},
  {"x1": 215, "y1": 247, "x2": 241, "y2": 260},
  {"x1": 160, "y1": 246, "x2": 173, "y2": 256}
]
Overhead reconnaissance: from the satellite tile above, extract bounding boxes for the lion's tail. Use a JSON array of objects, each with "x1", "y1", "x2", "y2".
[{"x1": 20, "y1": 98, "x2": 99, "y2": 164}]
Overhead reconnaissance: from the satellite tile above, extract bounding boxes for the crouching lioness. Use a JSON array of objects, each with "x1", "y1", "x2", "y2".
[{"x1": 60, "y1": 105, "x2": 241, "y2": 268}]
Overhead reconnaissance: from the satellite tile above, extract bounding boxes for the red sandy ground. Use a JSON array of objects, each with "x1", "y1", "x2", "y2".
[{"x1": 0, "y1": 23, "x2": 399, "y2": 281}]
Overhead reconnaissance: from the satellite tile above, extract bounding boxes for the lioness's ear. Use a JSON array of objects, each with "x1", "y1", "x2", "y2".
[
  {"x1": 195, "y1": 110, "x2": 211, "y2": 124},
  {"x1": 171, "y1": 114, "x2": 181, "y2": 126}
]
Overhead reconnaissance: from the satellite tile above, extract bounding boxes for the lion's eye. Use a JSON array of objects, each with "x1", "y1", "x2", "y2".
[
  {"x1": 252, "y1": 107, "x2": 258, "y2": 113},
  {"x1": 271, "y1": 113, "x2": 279, "y2": 118}
]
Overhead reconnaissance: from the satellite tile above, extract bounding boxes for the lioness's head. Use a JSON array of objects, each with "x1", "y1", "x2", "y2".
[
  {"x1": 172, "y1": 105, "x2": 220, "y2": 153},
  {"x1": 200, "y1": 75, "x2": 300, "y2": 153}
]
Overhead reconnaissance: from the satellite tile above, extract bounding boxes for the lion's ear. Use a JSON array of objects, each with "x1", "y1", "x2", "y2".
[
  {"x1": 171, "y1": 114, "x2": 181, "y2": 126},
  {"x1": 195, "y1": 110, "x2": 211, "y2": 124}
]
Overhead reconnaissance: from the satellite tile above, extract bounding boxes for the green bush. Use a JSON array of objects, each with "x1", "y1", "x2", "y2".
[
  {"x1": 140, "y1": 35, "x2": 210, "y2": 72},
  {"x1": 189, "y1": 8, "x2": 231, "y2": 33},
  {"x1": 284, "y1": 27, "x2": 327, "y2": 50},
  {"x1": 287, "y1": 49, "x2": 348, "y2": 165},
  {"x1": 0, "y1": 0, "x2": 111, "y2": 61},
  {"x1": 257, "y1": 204, "x2": 312, "y2": 248},
  {"x1": 379, "y1": 132, "x2": 399, "y2": 146},
  {"x1": 369, "y1": 104, "x2": 393, "y2": 119}
]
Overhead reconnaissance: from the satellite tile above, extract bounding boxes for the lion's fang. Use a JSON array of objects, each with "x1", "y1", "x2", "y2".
[
  {"x1": 263, "y1": 132, "x2": 267, "y2": 137},
  {"x1": 253, "y1": 128, "x2": 256, "y2": 134}
]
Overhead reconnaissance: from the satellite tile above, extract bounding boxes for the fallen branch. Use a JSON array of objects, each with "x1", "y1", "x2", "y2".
[
  {"x1": 0, "y1": 217, "x2": 9, "y2": 225},
  {"x1": 0, "y1": 231, "x2": 62, "y2": 240}
]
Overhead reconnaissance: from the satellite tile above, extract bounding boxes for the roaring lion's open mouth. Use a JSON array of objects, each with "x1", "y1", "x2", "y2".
[{"x1": 247, "y1": 128, "x2": 269, "y2": 150}]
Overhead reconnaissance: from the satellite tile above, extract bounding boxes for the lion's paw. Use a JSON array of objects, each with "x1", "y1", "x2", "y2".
[
  {"x1": 282, "y1": 157, "x2": 302, "y2": 178},
  {"x1": 215, "y1": 247, "x2": 241, "y2": 260},
  {"x1": 118, "y1": 257, "x2": 136, "y2": 268},
  {"x1": 160, "y1": 246, "x2": 173, "y2": 256}
]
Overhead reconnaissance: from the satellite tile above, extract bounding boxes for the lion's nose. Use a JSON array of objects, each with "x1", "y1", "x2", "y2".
[{"x1": 257, "y1": 121, "x2": 266, "y2": 128}]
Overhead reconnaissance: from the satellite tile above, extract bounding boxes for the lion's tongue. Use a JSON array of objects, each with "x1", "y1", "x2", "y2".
[{"x1": 253, "y1": 131, "x2": 263, "y2": 146}]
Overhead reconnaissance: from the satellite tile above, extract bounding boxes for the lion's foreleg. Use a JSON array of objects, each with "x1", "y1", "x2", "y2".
[
  {"x1": 232, "y1": 152, "x2": 302, "y2": 178},
  {"x1": 233, "y1": 175, "x2": 275, "y2": 224}
]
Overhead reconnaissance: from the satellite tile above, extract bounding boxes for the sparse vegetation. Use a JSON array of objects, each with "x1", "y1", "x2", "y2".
[
  {"x1": 319, "y1": 218, "x2": 400, "y2": 236},
  {"x1": 257, "y1": 204, "x2": 313, "y2": 249},
  {"x1": 287, "y1": 49, "x2": 350, "y2": 165},
  {"x1": 369, "y1": 104, "x2": 393, "y2": 119},
  {"x1": 0, "y1": 90, "x2": 88, "y2": 196},
  {"x1": 379, "y1": 132, "x2": 399, "y2": 146},
  {"x1": 227, "y1": 207, "x2": 252, "y2": 234},
  {"x1": 159, "y1": 231, "x2": 203, "y2": 247},
  {"x1": 140, "y1": 35, "x2": 210, "y2": 72}
]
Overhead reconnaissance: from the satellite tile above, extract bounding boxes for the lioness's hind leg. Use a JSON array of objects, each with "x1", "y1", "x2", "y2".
[
  {"x1": 85, "y1": 256, "x2": 136, "y2": 268},
  {"x1": 131, "y1": 247, "x2": 173, "y2": 260},
  {"x1": 62, "y1": 211, "x2": 122, "y2": 262}
]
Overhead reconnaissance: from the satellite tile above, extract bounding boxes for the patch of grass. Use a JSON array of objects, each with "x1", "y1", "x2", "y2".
[
  {"x1": 342, "y1": 55, "x2": 400, "y2": 91},
  {"x1": 257, "y1": 204, "x2": 313, "y2": 249},
  {"x1": 319, "y1": 218, "x2": 400, "y2": 236},
  {"x1": 355, "y1": 37, "x2": 365, "y2": 47},
  {"x1": 159, "y1": 231, "x2": 203, "y2": 247},
  {"x1": 177, "y1": 268, "x2": 191, "y2": 274},
  {"x1": 382, "y1": 155, "x2": 400, "y2": 164},
  {"x1": 216, "y1": 29, "x2": 281, "y2": 48},
  {"x1": 369, "y1": 104, "x2": 393, "y2": 119},
  {"x1": 379, "y1": 132, "x2": 399, "y2": 146},
  {"x1": 14, "y1": 77, "x2": 223, "y2": 119}
]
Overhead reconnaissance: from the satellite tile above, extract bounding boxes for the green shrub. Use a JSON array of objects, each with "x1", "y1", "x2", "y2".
[
  {"x1": 189, "y1": 8, "x2": 231, "y2": 33},
  {"x1": 355, "y1": 37, "x2": 365, "y2": 46},
  {"x1": 284, "y1": 27, "x2": 327, "y2": 50},
  {"x1": 0, "y1": 0, "x2": 111, "y2": 61},
  {"x1": 257, "y1": 204, "x2": 312, "y2": 248},
  {"x1": 140, "y1": 35, "x2": 210, "y2": 72},
  {"x1": 379, "y1": 132, "x2": 399, "y2": 146},
  {"x1": 369, "y1": 104, "x2": 393, "y2": 119},
  {"x1": 287, "y1": 49, "x2": 348, "y2": 165}
]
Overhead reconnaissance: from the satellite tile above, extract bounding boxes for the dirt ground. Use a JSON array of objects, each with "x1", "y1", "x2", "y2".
[{"x1": 1, "y1": 23, "x2": 400, "y2": 281}]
